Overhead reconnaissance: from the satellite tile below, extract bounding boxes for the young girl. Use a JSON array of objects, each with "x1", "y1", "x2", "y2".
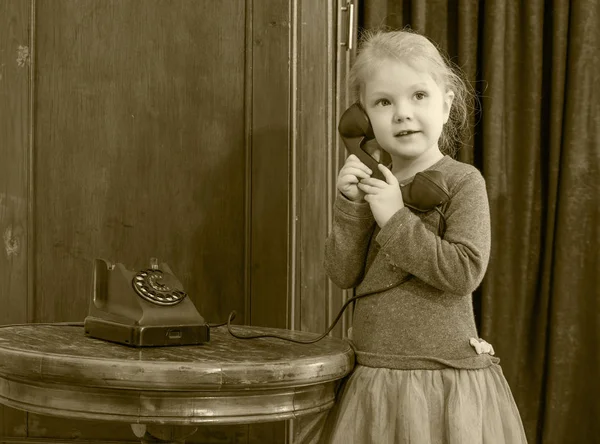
[{"x1": 318, "y1": 30, "x2": 527, "y2": 443}]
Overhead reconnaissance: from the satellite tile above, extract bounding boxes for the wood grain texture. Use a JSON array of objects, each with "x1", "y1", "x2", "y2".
[
  {"x1": 33, "y1": 0, "x2": 246, "y2": 325},
  {"x1": 294, "y1": 0, "x2": 337, "y2": 337},
  {"x1": 0, "y1": 325, "x2": 353, "y2": 424},
  {"x1": 0, "y1": 0, "x2": 31, "y2": 345},
  {"x1": 0, "y1": 325, "x2": 353, "y2": 388},
  {"x1": 249, "y1": 0, "x2": 290, "y2": 331},
  {"x1": 0, "y1": 0, "x2": 32, "y2": 439}
]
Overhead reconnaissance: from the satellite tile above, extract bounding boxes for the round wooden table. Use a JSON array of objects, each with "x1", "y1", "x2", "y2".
[{"x1": 0, "y1": 324, "x2": 354, "y2": 443}]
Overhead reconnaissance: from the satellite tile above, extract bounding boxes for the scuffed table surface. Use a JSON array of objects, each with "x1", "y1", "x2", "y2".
[{"x1": 0, "y1": 324, "x2": 354, "y2": 425}]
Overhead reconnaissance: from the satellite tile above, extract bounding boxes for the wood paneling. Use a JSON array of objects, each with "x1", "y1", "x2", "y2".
[
  {"x1": 33, "y1": 0, "x2": 247, "y2": 325},
  {"x1": 0, "y1": 0, "x2": 31, "y2": 438},
  {"x1": 0, "y1": 0, "x2": 342, "y2": 442}
]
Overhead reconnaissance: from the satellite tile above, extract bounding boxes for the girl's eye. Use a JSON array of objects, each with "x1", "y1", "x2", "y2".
[
  {"x1": 375, "y1": 98, "x2": 391, "y2": 106},
  {"x1": 414, "y1": 92, "x2": 427, "y2": 100}
]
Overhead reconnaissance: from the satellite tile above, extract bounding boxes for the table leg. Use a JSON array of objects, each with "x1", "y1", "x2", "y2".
[{"x1": 131, "y1": 424, "x2": 198, "y2": 444}]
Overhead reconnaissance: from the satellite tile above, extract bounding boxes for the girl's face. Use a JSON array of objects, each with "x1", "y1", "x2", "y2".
[{"x1": 362, "y1": 59, "x2": 454, "y2": 165}]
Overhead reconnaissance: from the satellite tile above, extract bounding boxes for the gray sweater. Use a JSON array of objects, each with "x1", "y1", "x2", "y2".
[{"x1": 325, "y1": 155, "x2": 499, "y2": 370}]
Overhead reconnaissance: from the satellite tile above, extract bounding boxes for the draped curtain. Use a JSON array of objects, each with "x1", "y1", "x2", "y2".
[{"x1": 359, "y1": 1, "x2": 599, "y2": 443}]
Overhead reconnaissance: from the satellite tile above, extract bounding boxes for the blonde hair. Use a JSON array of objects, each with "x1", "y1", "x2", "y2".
[{"x1": 349, "y1": 29, "x2": 474, "y2": 156}]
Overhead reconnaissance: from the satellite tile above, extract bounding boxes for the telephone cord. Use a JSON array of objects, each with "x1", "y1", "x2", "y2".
[{"x1": 224, "y1": 279, "x2": 410, "y2": 344}]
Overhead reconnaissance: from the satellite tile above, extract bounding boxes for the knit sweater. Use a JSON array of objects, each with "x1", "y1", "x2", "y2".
[{"x1": 325, "y1": 155, "x2": 499, "y2": 370}]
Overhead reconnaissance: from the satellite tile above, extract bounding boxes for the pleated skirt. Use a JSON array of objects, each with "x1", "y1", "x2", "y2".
[{"x1": 315, "y1": 363, "x2": 527, "y2": 444}]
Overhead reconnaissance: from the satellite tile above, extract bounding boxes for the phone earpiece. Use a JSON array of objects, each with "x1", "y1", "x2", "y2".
[{"x1": 338, "y1": 103, "x2": 375, "y2": 139}]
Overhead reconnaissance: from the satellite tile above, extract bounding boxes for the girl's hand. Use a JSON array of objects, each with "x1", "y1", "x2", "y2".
[
  {"x1": 337, "y1": 154, "x2": 373, "y2": 202},
  {"x1": 357, "y1": 164, "x2": 405, "y2": 227}
]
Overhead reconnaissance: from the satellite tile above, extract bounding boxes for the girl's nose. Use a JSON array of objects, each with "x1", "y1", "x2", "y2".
[{"x1": 393, "y1": 102, "x2": 411, "y2": 121}]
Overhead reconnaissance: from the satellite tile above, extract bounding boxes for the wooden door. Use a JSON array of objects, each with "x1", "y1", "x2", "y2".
[{"x1": 1, "y1": 0, "x2": 355, "y2": 443}]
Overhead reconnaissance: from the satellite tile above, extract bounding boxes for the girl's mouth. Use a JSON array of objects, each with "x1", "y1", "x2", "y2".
[{"x1": 395, "y1": 130, "x2": 419, "y2": 137}]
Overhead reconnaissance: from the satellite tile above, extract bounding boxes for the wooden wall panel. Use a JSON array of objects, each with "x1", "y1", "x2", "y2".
[
  {"x1": 293, "y1": 0, "x2": 337, "y2": 336},
  {"x1": 33, "y1": 0, "x2": 247, "y2": 325},
  {"x1": 248, "y1": 0, "x2": 291, "y2": 332},
  {"x1": 28, "y1": 0, "x2": 249, "y2": 442},
  {"x1": 0, "y1": 0, "x2": 31, "y2": 438}
]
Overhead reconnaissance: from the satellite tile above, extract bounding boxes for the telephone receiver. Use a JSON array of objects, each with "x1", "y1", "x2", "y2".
[{"x1": 338, "y1": 103, "x2": 450, "y2": 212}]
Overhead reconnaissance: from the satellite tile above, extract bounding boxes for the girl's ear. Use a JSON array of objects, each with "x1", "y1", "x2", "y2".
[{"x1": 442, "y1": 90, "x2": 455, "y2": 124}]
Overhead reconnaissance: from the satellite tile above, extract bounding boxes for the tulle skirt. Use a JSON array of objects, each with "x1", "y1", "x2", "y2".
[{"x1": 315, "y1": 363, "x2": 527, "y2": 444}]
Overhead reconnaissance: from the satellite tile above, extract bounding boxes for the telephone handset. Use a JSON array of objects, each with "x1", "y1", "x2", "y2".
[
  {"x1": 84, "y1": 258, "x2": 210, "y2": 347},
  {"x1": 338, "y1": 103, "x2": 450, "y2": 212}
]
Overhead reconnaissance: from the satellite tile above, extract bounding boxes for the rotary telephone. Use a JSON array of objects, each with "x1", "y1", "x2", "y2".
[
  {"x1": 338, "y1": 102, "x2": 450, "y2": 213},
  {"x1": 84, "y1": 258, "x2": 210, "y2": 347}
]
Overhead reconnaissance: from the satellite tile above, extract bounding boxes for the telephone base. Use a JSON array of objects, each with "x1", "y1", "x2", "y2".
[{"x1": 84, "y1": 316, "x2": 210, "y2": 347}]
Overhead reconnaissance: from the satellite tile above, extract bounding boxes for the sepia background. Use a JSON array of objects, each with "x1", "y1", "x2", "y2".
[{"x1": 1, "y1": 0, "x2": 598, "y2": 443}]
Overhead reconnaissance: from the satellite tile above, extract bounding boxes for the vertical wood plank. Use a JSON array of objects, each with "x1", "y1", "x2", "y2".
[
  {"x1": 0, "y1": 0, "x2": 32, "y2": 328},
  {"x1": 249, "y1": 0, "x2": 290, "y2": 331},
  {"x1": 0, "y1": 0, "x2": 32, "y2": 438},
  {"x1": 243, "y1": 0, "x2": 254, "y2": 329},
  {"x1": 294, "y1": 0, "x2": 336, "y2": 335},
  {"x1": 292, "y1": 0, "x2": 354, "y2": 342}
]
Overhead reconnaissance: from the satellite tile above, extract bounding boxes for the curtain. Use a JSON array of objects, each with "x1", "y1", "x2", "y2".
[{"x1": 359, "y1": 1, "x2": 600, "y2": 443}]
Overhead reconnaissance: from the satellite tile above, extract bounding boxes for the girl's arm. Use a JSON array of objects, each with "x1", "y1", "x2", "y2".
[
  {"x1": 375, "y1": 170, "x2": 491, "y2": 295},
  {"x1": 324, "y1": 193, "x2": 377, "y2": 289}
]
